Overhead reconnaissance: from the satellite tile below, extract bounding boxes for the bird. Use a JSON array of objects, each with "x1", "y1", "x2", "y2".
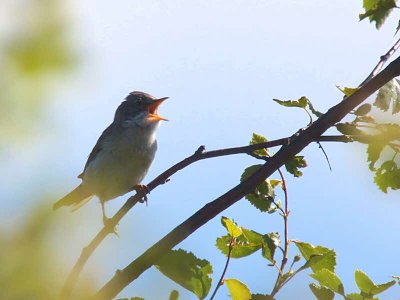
[{"x1": 53, "y1": 91, "x2": 168, "y2": 225}]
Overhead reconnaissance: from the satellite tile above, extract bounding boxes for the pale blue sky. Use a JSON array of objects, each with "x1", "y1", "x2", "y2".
[{"x1": 2, "y1": 0, "x2": 400, "y2": 299}]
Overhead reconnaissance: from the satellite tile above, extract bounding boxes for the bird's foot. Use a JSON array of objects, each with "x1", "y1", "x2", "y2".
[
  {"x1": 103, "y1": 216, "x2": 119, "y2": 237},
  {"x1": 134, "y1": 184, "x2": 149, "y2": 205}
]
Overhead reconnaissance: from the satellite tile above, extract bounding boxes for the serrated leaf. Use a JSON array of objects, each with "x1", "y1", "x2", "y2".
[
  {"x1": 154, "y1": 249, "x2": 213, "y2": 299},
  {"x1": 225, "y1": 279, "x2": 251, "y2": 300},
  {"x1": 359, "y1": 0, "x2": 397, "y2": 28},
  {"x1": 309, "y1": 283, "x2": 334, "y2": 300},
  {"x1": 367, "y1": 143, "x2": 385, "y2": 170},
  {"x1": 336, "y1": 123, "x2": 365, "y2": 136},
  {"x1": 216, "y1": 228, "x2": 264, "y2": 258},
  {"x1": 273, "y1": 96, "x2": 308, "y2": 108},
  {"x1": 294, "y1": 241, "x2": 336, "y2": 272},
  {"x1": 250, "y1": 133, "x2": 269, "y2": 156},
  {"x1": 354, "y1": 104, "x2": 372, "y2": 116},
  {"x1": 336, "y1": 86, "x2": 360, "y2": 96},
  {"x1": 251, "y1": 294, "x2": 275, "y2": 300},
  {"x1": 241, "y1": 165, "x2": 275, "y2": 212},
  {"x1": 374, "y1": 79, "x2": 400, "y2": 113},
  {"x1": 285, "y1": 156, "x2": 307, "y2": 177},
  {"x1": 354, "y1": 115, "x2": 376, "y2": 123},
  {"x1": 221, "y1": 217, "x2": 243, "y2": 238},
  {"x1": 310, "y1": 269, "x2": 344, "y2": 295},
  {"x1": 374, "y1": 160, "x2": 400, "y2": 193},
  {"x1": 262, "y1": 232, "x2": 280, "y2": 262}
]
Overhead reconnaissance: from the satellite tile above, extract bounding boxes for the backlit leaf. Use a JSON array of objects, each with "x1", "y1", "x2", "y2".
[
  {"x1": 225, "y1": 279, "x2": 251, "y2": 300},
  {"x1": 155, "y1": 249, "x2": 213, "y2": 299}
]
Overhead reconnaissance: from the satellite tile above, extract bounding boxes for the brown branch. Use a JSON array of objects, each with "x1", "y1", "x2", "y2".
[
  {"x1": 94, "y1": 56, "x2": 400, "y2": 299},
  {"x1": 60, "y1": 135, "x2": 349, "y2": 299}
]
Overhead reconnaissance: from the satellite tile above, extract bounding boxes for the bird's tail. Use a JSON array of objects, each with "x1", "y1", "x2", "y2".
[{"x1": 53, "y1": 184, "x2": 93, "y2": 211}]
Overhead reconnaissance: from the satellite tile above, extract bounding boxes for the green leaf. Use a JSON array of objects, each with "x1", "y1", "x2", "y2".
[
  {"x1": 169, "y1": 290, "x2": 179, "y2": 300},
  {"x1": 309, "y1": 283, "x2": 335, "y2": 300},
  {"x1": 366, "y1": 143, "x2": 385, "y2": 170},
  {"x1": 355, "y1": 270, "x2": 396, "y2": 296},
  {"x1": 216, "y1": 228, "x2": 264, "y2": 258},
  {"x1": 241, "y1": 165, "x2": 275, "y2": 212},
  {"x1": 307, "y1": 100, "x2": 324, "y2": 117},
  {"x1": 262, "y1": 232, "x2": 280, "y2": 262},
  {"x1": 359, "y1": 0, "x2": 397, "y2": 29},
  {"x1": 354, "y1": 104, "x2": 372, "y2": 116},
  {"x1": 354, "y1": 270, "x2": 375, "y2": 294},
  {"x1": 116, "y1": 298, "x2": 145, "y2": 300},
  {"x1": 251, "y1": 294, "x2": 275, "y2": 300},
  {"x1": 374, "y1": 79, "x2": 400, "y2": 113},
  {"x1": 221, "y1": 217, "x2": 243, "y2": 238},
  {"x1": 294, "y1": 241, "x2": 336, "y2": 272},
  {"x1": 285, "y1": 156, "x2": 307, "y2": 177},
  {"x1": 374, "y1": 160, "x2": 400, "y2": 193},
  {"x1": 154, "y1": 249, "x2": 213, "y2": 299},
  {"x1": 354, "y1": 115, "x2": 376, "y2": 123},
  {"x1": 273, "y1": 96, "x2": 308, "y2": 108},
  {"x1": 310, "y1": 269, "x2": 344, "y2": 296},
  {"x1": 250, "y1": 133, "x2": 269, "y2": 156},
  {"x1": 336, "y1": 86, "x2": 360, "y2": 96},
  {"x1": 336, "y1": 123, "x2": 365, "y2": 136},
  {"x1": 225, "y1": 279, "x2": 251, "y2": 300},
  {"x1": 345, "y1": 293, "x2": 364, "y2": 300}
]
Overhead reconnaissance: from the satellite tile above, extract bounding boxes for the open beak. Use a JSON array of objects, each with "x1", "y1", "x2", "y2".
[{"x1": 147, "y1": 97, "x2": 169, "y2": 121}]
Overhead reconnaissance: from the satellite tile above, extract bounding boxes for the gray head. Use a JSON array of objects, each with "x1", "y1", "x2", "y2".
[{"x1": 114, "y1": 91, "x2": 168, "y2": 126}]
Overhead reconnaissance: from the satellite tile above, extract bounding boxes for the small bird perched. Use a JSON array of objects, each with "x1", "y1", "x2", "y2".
[{"x1": 53, "y1": 91, "x2": 168, "y2": 224}]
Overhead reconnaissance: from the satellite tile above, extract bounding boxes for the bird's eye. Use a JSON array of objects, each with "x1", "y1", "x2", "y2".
[{"x1": 137, "y1": 97, "x2": 143, "y2": 104}]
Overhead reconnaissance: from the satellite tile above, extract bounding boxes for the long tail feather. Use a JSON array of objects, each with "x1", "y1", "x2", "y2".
[{"x1": 53, "y1": 184, "x2": 93, "y2": 211}]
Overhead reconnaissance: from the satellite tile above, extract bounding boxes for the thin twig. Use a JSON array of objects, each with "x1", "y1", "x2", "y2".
[
  {"x1": 209, "y1": 237, "x2": 234, "y2": 300},
  {"x1": 317, "y1": 141, "x2": 332, "y2": 171},
  {"x1": 270, "y1": 168, "x2": 289, "y2": 297},
  {"x1": 60, "y1": 136, "x2": 349, "y2": 299},
  {"x1": 94, "y1": 55, "x2": 400, "y2": 299},
  {"x1": 360, "y1": 36, "x2": 400, "y2": 86}
]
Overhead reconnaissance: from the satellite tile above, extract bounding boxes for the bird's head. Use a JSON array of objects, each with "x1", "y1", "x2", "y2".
[{"x1": 114, "y1": 91, "x2": 169, "y2": 127}]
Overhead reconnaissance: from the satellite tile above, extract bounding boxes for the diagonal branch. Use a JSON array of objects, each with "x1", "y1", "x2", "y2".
[
  {"x1": 60, "y1": 135, "x2": 349, "y2": 299},
  {"x1": 94, "y1": 56, "x2": 400, "y2": 299}
]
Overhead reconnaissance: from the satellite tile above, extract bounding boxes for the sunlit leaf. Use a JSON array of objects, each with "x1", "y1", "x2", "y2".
[
  {"x1": 374, "y1": 79, "x2": 400, "y2": 113},
  {"x1": 273, "y1": 96, "x2": 308, "y2": 108},
  {"x1": 285, "y1": 156, "x2": 307, "y2": 177},
  {"x1": 309, "y1": 283, "x2": 334, "y2": 300},
  {"x1": 250, "y1": 133, "x2": 269, "y2": 156},
  {"x1": 374, "y1": 160, "x2": 400, "y2": 192},
  {"x1": 310, "y1": 269, "x2": 344, "y2": 296},
  {"x1": 221, "y1": 217, "x2": 243, "y2": 238},
  {"x1": 359, "y1": 0, "x2": 397, "y2": 29},
  {"x1": 155, "y1": 249, "x2": 213, "y2": 299},
  {"x1": 225, "y1": 279, "x2": 251, "y2": 300},
  {"x1": 355, "y1": 269, "x2": 396, "y2": 296},
  {"x1": 241, "y1": 165, "x2": 275, "y2": 212},
  {"x1": 262, "y1": 232, "x2": 280, "y2": 262},
  {"x1": 294, "y1": 241, "x2": 336, "y2": 272},
  {"x1": 336, "y1": 86, "x2": 359, "y2": 96},
  {"x1": 216, "y1": 228, "x2": 264, "y2": 258}
]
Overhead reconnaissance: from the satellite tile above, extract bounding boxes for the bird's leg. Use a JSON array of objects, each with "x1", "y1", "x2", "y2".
[
  {"x1": 134, "y1": 184, "x2": 149, "y2": 205},
  {"x1": 101, "y1": 201, "x2": 119, "y2": 236}
]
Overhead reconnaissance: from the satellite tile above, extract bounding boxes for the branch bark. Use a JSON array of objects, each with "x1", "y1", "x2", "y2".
[
  {"x1": 60, "y1": 135, "x2": 348, "y2": 299},
  {"x1": 94, "y1": 56, "x2": 400, "y2": 299}
]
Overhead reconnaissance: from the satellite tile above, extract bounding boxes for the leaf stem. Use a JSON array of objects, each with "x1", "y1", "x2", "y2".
[{"x1": 209, "y1": 237, "x2": 234, "y2": 300}]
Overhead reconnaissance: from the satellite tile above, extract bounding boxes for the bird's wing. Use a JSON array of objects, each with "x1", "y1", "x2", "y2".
[{"x1": 77, "y1": 123, "x2": 115, "y2": 179}]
